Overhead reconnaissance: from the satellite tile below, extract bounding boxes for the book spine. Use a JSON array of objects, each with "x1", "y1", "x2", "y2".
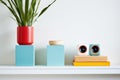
[{"x1": 73, "y1": 62, "x2": 110, "y2": 66}]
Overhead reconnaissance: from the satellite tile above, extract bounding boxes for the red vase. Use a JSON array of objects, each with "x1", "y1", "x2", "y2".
[{"x1": 17, "y1": 26, "x2": 34, "y2": 45}]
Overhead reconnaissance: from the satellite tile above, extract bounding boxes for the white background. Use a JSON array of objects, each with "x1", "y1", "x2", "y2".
[
  {"x1": 0, "y1": 0, "x2": 120, "y2": 80},
  {"x1": 0, "y1": 0, "x2": 120, "y2": 67}
]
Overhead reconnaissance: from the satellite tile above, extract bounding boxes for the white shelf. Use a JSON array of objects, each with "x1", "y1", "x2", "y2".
[{"x1": 0, "y1": 66, "x2": 120, "y2": 75}]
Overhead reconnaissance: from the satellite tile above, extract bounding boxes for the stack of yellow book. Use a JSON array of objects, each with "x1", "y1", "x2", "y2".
[{"x1": 73, "y1": 56, "x2": 110, "y2": 66}]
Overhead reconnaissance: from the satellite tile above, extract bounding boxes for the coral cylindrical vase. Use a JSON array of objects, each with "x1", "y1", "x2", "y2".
[{"x1": 17, "y1": 26, "x2": 34, "y2": 45}]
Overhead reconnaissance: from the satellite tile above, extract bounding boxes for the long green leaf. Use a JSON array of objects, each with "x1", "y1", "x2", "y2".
[
  {"x1": 38, "y1": 0, "x2": 56, "y2": 17},
  {"x1": 25, "y1": 0, "x2": 29, "y2": 25},
  {"x1": 25, "y1": 0, "x2": 29, "y2": 14},
  {"x1": 30, "y1": 0, "x2": 36, "y2": 25},
  {"x1": 0, "y1": 0, "x2": 21, "y2": 25},
  {"x1": 11, "y1": 0, "x2": 21, "y2": 23},
  {"x1": 34, "y1": 0, "x2": 56, "y2": 22},
  {"x1": 35, "y1": 0, "x2": 41, "y2": 15},
  {"x1": 13, "y1": 0, "x2": 24, "y2": 26},
  {"x1": 17, "y1": 0, "x2": 25, "y2": 25}
]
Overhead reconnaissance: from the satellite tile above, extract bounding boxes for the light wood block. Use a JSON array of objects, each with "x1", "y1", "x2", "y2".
[{"x1": 74, "y1": 56, "x2": 108, "y2": 62}]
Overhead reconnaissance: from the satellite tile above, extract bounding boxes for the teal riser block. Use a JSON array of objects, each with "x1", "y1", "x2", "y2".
[
  {"x1": 47, "y1": 45, "x2": 64, "y2": 66},
  {"x1": 15, "y1": 45, "x2": 35, "y2": 66}
]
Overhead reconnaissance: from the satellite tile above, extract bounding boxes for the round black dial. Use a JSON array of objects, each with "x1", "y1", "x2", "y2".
[
  {"x1": 92, "y1": 45, "x2": 99, "y2": 53},
  {"x1": 79, "y1": 45, "x2": 87, "y2": 53}
]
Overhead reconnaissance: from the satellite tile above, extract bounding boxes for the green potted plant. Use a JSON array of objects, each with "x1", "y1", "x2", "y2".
[{"x1": 0, "y1": 0, "x2": 56, "y2": 45}]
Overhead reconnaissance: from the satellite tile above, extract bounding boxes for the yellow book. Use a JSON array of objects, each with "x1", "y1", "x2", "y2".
[
  {"x1": 74, "y1": 56, "x2": 108, "y2": 62},
  {"x1": 73, "y1": 61, "x2": 110, "y2": 66}
]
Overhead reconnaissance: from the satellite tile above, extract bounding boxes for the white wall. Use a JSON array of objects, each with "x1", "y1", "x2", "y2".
[{"x1": 0, "y1": 0, "x2": 120, "y2": 66}]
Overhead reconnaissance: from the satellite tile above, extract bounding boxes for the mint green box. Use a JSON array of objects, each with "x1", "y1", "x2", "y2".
[
  {"x1": 15, "y1": 45, "x2": 35, "y2": 66},
  {"x1": 89, "y1": 44, "x2": 100, "y2": 56},
  {"x1": 47, "y1": 45, "x2": 64, "y2": 66}
]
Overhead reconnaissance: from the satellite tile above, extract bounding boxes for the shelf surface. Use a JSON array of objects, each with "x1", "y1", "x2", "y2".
[{"x1": 0, "y1": 66, "x2": 120, "y2": 75}]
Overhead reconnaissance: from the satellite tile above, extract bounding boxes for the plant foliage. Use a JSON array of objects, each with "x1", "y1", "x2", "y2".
[{"x1": 0, "y1": 0, "x2": 56, "y2": 26}]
